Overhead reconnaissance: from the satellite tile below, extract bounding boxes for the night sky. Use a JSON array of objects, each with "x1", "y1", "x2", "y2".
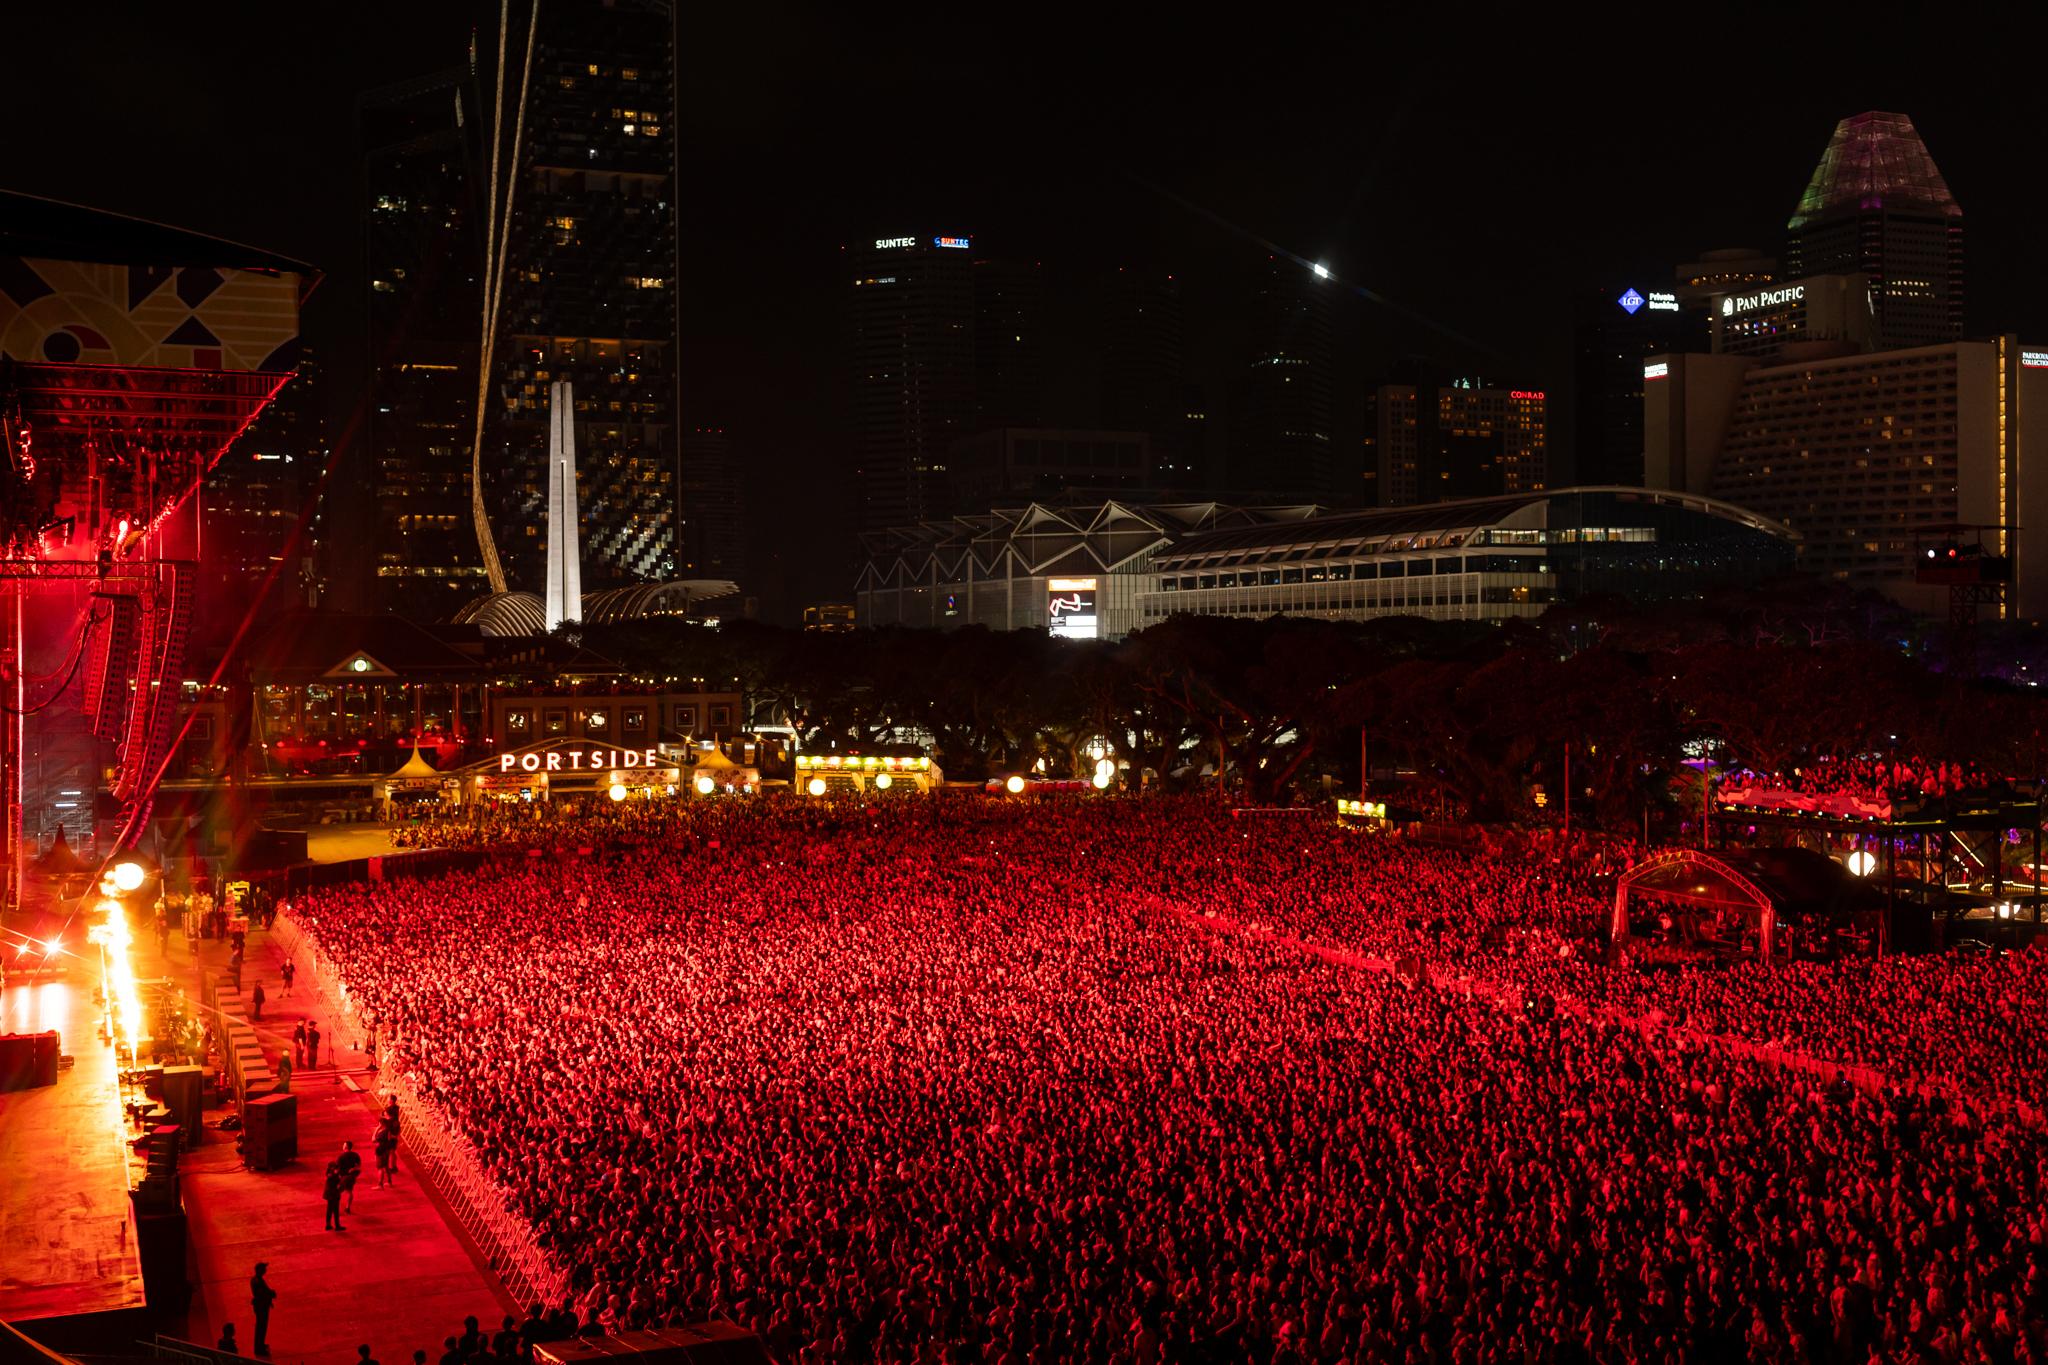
[{"x1": 5, "y1": 6, "x2": 2045, "y2": 620}]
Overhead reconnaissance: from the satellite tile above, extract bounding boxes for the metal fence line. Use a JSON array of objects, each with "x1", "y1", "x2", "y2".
[{"x1": 270, "y1": 913, "x2": 569, "y2": 1309}]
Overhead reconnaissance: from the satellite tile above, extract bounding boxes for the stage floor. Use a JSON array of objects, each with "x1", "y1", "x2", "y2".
[{"x1": 0, "y1": 969, "x2": 147, "y2": 1331}]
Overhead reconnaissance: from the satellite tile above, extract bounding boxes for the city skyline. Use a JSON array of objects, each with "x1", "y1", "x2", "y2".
[{"x1": 5, "y1": 7, "x2": 2044, "y2": 622}]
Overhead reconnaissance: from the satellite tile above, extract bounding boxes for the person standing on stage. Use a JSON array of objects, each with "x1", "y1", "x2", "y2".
[{"x1": 305, "y1": 1021, "x2": 321, "y2": 1069}]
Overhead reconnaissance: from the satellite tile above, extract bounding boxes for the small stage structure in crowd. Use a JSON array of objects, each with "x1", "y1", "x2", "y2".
[{"x1": 1613, "y1": 779, "x2": 2042, "y2": 961}]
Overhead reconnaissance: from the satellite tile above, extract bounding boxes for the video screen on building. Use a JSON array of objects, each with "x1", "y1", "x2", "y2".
[{"x1": 1048, "y1": 577, "x2": 1099, "y2": 639}]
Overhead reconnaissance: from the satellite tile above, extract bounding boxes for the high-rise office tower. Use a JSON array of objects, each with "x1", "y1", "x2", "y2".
[
  {"x1": 1572, "y1": 283, "x2": 1706, "y2": 486},
  {"x1": 486, "y1": 3, "x2": 676, "y2": 591},
  {"x1": 199, "y1": 345, "x2": 327, "y2": 642},
  {"x1": 1236, "y1": 258, "x2": 1334, "y2": 499},
  {"x1": 972, "y1": 260, "x2": 1042, "y2": 431},
  {"x1": 1100, "y1": 273, "x2": 1199, "y2": 486},
  {"x1": 849, "y1": 235, "x2": 975, "y2": 530},
  {"x1": 1366, "y1": 369, "x2": 1546, "y2": 507},
  {"x1": 1787, "y1": 111, "x2": 1962, "y2": 352},
  {"x1": 359, "y1": 65, "x2": 491, "y2": 621},
  {"x1": 1674, "y1": 248, "x2": 1775, "y2": 307},
  {"x1": 677, "y1": 429, "x2": 744, "y2": 581}
]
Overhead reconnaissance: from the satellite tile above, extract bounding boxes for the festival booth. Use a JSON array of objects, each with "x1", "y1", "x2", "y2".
[
  {"x1": 794, "y1": 751, "x2": 942, "y2": 796},
  {"x1": 373, "y1": 746, "x2": 460, "y2": 820},
  {"x1": 1613, "y1": 846, "x2": 1884, "y2": 963},
  {"x1": 686, "y1": 746, "x2": 759, "y2": 795},
  {"x1": 452, "y1": 737, "x2": 682, "y2": 805}
]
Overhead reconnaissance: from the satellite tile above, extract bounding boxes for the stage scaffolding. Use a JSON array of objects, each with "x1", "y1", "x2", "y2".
[{"x1": 1708, "y1": 784, "x2": 2043, "y2": 952}]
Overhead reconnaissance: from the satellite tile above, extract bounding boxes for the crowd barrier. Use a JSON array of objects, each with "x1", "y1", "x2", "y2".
[
  {"x1": 284, "y1": 846, "x2": 519, "y2": 894},
  {"x1": 270, "y1": 914, "x2": 569, "y2": 1309},
  {"x1": 1168, "y1": 900, "x2": 2048, "y2": 1132}
]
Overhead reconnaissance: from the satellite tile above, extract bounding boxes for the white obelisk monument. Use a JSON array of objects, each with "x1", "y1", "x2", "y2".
[{"x1": 543, "y1": 379, "x2": 584, "y2": 631}]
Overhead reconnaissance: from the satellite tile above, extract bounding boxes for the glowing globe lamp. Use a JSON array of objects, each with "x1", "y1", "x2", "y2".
[
  {"x1": 808, "y1": 777, "x2": 827, "y2": 796},
  {"x1": 1006, "y1": 775, "x2": 1025, "y2": 794},
  {"x1": 695, "y1": 775, "x2": 715, "y2": 795},
  {"x1": 111, "y1": 861, "x2": 147, "y2": 892},
  {"x1": 609, "y1": 784, "x2": 627, "y2": 801}
]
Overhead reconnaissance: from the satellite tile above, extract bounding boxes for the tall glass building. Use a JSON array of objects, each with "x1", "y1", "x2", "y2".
[{"x1": 1786, "y1": 111, "x2": 1962, "y2": 353}]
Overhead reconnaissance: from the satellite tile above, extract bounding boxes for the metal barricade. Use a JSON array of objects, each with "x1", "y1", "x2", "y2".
[{"x1": 272, "y1": 913, "x2": 569, "y2": 1307}]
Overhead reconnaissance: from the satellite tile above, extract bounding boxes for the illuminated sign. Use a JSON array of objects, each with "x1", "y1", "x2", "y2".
[
  {"x1": 1049, "y1": 577, "x2": 1099, "y2": 640},
  {"x1": 500, "y1": 748, "x2": 666, "y2": 773},
  {"x1": 1643, "y1": 362, "x2": 1669, "y2": 380},
  {"x1": 934, "y1": 236, "x2": 971, "y2": 249},
  {"x1": 875, "y1": 237, "x2": 916, "y2": 249},
  {"x1": 1336, "y1": 799, "x2": 1387, "y2": 818},
  {"x1": 1646, "y1": 292, "x2": 1679, "y2": 312},
  {"x1": 1724, "y1": 285, "x2": 1804, "y2": 316},
  {"x1": 795, "y1": 755, "x2": 932, "y2": 769},
  {"x1": 1618, "y1": 288, "x2": 1645, "y2": 314},
  {"x1": 2024, "y1": 350, "x2": 2048, "y2": 368},
  {"x1": 1510, "y1": 390, "x2": 1545, "y2": 400}
]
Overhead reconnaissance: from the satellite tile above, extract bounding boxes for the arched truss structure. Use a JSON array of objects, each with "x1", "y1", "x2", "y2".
[{"x1": 1612, "y1": 848, "x2": 1778, "y2": 960}]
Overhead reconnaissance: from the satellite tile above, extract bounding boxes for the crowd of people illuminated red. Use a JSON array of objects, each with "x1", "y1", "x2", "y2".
[{"x1": 289, "y1": 797, "x2": 2048, "y2": 1365}]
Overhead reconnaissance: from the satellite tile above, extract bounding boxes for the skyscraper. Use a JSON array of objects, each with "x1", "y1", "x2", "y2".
[
  {"x1": 972, "y1": 260, "x2": 1042, "y2": 432},
  {"x1": 1236, "y1": 258, "x2": 1334, "y2": 499},
  {"x1": 358, "y1": 64, "x2": 490, "y2": 621},
  {"x1": 677, "y1": 429, "x2": 744, "y2": 582},
  {"x1": 1366, "y1": 364, "x2": 1546, "y2": 507},
  {"x1": 198, "y1": 344, "x2": 326, "y2": 641},
  {"x1": 1100, "y1": 273, "x2": 1199, "y2": 486},
  {"x1": 1572, "y1": 283, "x2": 1705, "y2": 486},
  {"x1": 849, "y1": 235, "x2": 976, "y2": 530},
  {"x1": 1787, "y1": 111, "x2": 1962, "y2": 352},
  {"x1": 484, "y1": 2, "x2": 676, "y2": 592}
]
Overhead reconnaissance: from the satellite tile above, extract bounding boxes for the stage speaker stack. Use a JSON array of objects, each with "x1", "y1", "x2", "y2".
[
  {"x1": 0, "y1": 1031, "x2": 61, "y2": 1092},
  {"x1": 242, "y1": 1092, "x2": 297, "y2": 1171},
  {"x1": 82, "y1": 591, "x2": 141, "y2": 740},
  {"x1": 161, "y1": 1065, "x2": 205, "y2": 1146}
]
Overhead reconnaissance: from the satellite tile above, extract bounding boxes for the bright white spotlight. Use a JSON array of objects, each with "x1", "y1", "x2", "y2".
[
  {"x1": 875, "y1": 773, "x2": 892, "y2": 789},
  {"x1": 1312, "y1": 263, "x2": 1330, "y2": 279},
  {"x1": 694, "y1": 775, "x2": 715, "y2": 795},
  {"x1": 1006, "y1": 775, "x2": 1025, "y2": 794},
  {"x1": 807, "y1": 777, "x2": 827, "y2": 796},
  {"x1": 609, "y1": 784, "x2": 627, "y2": 801},
  {"x1": 1846, "y1": 851, "x2": 1876, "y2": 876},
  {"x1": 111, "y1": 861, "x2": 146, "y2": 892}
]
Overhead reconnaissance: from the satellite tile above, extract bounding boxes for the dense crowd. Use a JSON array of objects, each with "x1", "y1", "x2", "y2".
[
  {"x1": 1729, "y1": 757, "x2": 1999, "y2": 804},
  {"x1": 292, "y1": 798, "x2": 2048, "y2": 1365}
]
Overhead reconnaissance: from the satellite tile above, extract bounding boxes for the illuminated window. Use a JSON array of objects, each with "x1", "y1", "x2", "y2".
[{"x1": 506, "y1": 710, "x2": 531, "y2": 734}]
